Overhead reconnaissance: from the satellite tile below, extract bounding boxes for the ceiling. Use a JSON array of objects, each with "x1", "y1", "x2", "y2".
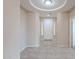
[{"x1": 20, "y1": 0, "x2": 75, "y2": 17}]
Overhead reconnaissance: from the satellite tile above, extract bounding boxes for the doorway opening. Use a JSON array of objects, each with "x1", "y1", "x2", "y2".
[{"x1": 40, "y1": 17, "x2": 57, "y2": 47}]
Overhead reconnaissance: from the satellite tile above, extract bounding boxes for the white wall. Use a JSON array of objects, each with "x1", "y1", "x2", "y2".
[
  {"x1": 40, "y1": 19, "x2": 44, "y2": 37},
  {"x1": 3, "y1": 0, "x2": 20, "y2": 59},
  {"x1": 20, "y1": 8, "x2": 40, "y2": 49},
  {"x1": 35, "y1": 13, "x2": 40, "y2": 47},
  {"x1": 69, "y1": 8, "x2": 75, "y2": 48},
  {"x1": 26, "y1": 13, "x2": 40, "y2": 47},
  {"x1": 4, "y1": 1, "x2": 40, "y2": 59},
  {"x1": 56, "y1": 12, "x2": 69, "y2": 48},
  {"x1": 20, "y1": 8, "x2": 27, "y2": 51}
]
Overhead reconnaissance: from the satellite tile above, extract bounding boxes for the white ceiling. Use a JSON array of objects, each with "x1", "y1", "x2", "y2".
[
  {"x1": 29, "y1": 0, "x2": 66, "y2": 11},
  {"x1": 20, "y1": 0, "x2": 75, "y2": 17}
]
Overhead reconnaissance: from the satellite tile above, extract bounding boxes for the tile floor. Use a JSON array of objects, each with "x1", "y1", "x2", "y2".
[{"x1": 20, "y1": 47, "x2": 75, "y2": 59}]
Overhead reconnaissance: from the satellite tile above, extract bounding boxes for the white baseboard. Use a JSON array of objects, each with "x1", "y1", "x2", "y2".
[
  {"x1": 20, "y1": 44, "x2": 40, "y2": 52},
  {"x1": 20, "y1": 46, "x2": 27, "y2": 52}
]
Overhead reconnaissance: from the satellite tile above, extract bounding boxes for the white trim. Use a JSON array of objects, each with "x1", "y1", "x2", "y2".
[
  {"x1": 26, "y1": 44, "x2": 40, "y2": 48},
  {"x1": 20, "y1": 44, "x2": 40, "y2": 52},
  {"x1": 20, "y1": 46, "x2": 27, "y2": 52}
]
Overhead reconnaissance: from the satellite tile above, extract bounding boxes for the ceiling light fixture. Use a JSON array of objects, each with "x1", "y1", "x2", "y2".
[
  {"x1": 42, "y1": 0, "x2": 55, "y2": 6},
  {"x1": 45, "y1": 0, "x2": 52, "y2": 5}
]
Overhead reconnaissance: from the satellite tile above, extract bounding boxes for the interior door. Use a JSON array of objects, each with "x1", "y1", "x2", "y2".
[{"x1": 43, "y1": 18, "x2": 54, "y2": 40}]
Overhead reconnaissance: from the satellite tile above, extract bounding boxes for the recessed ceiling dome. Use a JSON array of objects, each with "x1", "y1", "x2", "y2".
[{"x1": 29, "y1": 0, "x2": 67, "y2": 11}]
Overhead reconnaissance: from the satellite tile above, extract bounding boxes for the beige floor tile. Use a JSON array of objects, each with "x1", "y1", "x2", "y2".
[{"x1": 20, "y1": 39, "x2": 75, "y2": 59}]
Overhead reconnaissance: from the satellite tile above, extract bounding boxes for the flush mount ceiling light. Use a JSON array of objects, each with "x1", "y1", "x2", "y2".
[
  {"x1": 44, "y1": 0, "x2": 52, "y2": 5},
  {"x1": 29, "y1": 0, "x2": 67, "y2": 11},
  {"x1": 42, "y1": 0, "x2": 55, "y2": 6}
]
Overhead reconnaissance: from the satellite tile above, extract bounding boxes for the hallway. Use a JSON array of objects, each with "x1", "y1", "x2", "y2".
[
  {"x1": 3, "y1": 0, "x2": 75, "y2": 59},
  {"x1": 20, "y1": 8, "x2": 75, "y2": 58}
]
